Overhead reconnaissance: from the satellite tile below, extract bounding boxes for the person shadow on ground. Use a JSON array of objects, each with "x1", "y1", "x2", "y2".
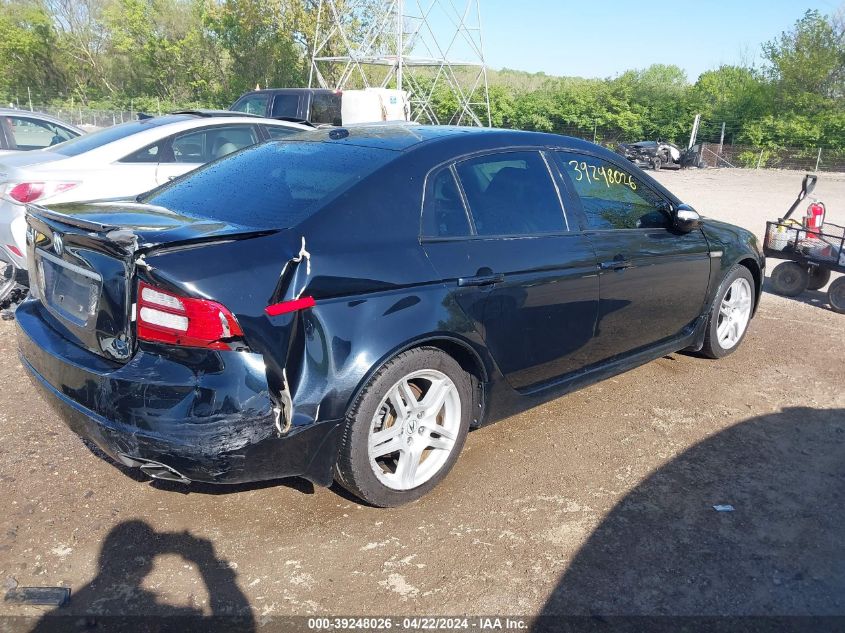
[
  {"x1": 535, "y1": 406, "x2": 845, "y2": 630},
  {"x1": 30, "y1": 520, "x2": 255, "y2": 633}
]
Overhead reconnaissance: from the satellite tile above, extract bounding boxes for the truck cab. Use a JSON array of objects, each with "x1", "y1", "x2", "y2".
[{"x1": 230, "y1": 89, "x2": 342, "y2": 125}]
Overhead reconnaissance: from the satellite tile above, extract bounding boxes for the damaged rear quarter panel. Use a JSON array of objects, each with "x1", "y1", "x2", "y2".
[{"x1": 143, "y1": 159, "x2": 490, "y2": 436}]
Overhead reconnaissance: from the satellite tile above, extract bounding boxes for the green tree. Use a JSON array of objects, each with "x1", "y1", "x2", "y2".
[
  {"x1": 0, "y1": 0, "x2": 66, "y2": 101},
  {"x1": 762, "y1": 9, "x2": 845, "y2": 102}
]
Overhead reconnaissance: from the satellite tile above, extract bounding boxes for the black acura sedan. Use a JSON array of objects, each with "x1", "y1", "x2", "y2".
[{"x1": 16, "y1": 125, "x2": 763, "y2": 506}]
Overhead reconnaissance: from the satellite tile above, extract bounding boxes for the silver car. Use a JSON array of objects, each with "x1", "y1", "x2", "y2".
[
  {"x1": 0, "y1": 111, "x2": 309, "y2": 304},
  {"x1": 0, "y1": 109, "x2": 83, "y2": 155}
]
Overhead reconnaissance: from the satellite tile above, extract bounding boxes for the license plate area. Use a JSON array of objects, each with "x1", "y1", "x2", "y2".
[{"x1": 37, "y1": 248, "x2": 102, "y2": 328}]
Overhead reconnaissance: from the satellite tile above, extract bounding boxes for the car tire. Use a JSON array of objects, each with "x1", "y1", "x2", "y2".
[
  {"x1": 770, "y1": 261, "x2": 809, "y2": 297},
  {"x1": 828, "y1": 276, "x2": 845, "y2": 314},
  {"x1": 335, "y1": 347, "x2": 472, "y2": 507},
  {"x1": 701, "y1": 265, "x2": 755, "y2": 359},
  {"x1": 807, "y1": 266, "x2": 832, "y2": 291},
  {"x1": 652, "y1": 157, "x2": 662, "y2": 171}
]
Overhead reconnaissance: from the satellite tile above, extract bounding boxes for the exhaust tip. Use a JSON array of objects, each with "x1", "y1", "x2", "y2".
[{"x1": 118, "y1": 453, "x2": 191, "y2": 484}]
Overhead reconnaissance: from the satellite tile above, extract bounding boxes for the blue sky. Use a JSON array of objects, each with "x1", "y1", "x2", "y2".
[{"x1": 479, "y1": 0, "x2": 843, "y2": 81}]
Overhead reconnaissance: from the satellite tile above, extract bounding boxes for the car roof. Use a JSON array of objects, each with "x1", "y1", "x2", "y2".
[
  {"x1": 288, "y1": 123, "x2": 599, "y2": 153},
  {"x1": 0, "y1": 114, "x2": 310, "y2": 171},
  {"x1": 0, "y1": 108, "x2": 84, "y2": 133},
  {"x1": 239, "y1": 88, "x2": 338, "y2": 96}
]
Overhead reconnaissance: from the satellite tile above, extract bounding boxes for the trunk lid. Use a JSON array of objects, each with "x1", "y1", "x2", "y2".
[
  {"x1": 0, "y1": 150, "x2": 67, "y2": 171},
  {"x1": 25, "y1": 200, "x2": 274, "y2": 361}
]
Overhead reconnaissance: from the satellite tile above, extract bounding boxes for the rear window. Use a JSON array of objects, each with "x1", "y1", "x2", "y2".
[
  {"x1": 49, "y1": 118, "x2": 177, "y2": 157},
  {"x1": 141, "y1": 141, "x2": 394, "y2": 229}
]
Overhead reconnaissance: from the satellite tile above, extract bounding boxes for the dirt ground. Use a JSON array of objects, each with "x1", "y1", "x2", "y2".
[{"x1": 0, "y1": 169, "x2": 843, "y2": 626}]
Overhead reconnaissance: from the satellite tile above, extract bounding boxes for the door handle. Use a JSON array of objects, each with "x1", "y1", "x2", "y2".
[
  {"x1": 457, "y1": 273, "x2": 504, "y2": 287},
  {"x1": 599, "y1": 259, "x2": 632, "y2": 271}
]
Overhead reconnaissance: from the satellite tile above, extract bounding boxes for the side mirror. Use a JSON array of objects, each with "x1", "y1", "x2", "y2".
[{"x1": 673, "y1": 204, "x2": 702, "y2": 232}]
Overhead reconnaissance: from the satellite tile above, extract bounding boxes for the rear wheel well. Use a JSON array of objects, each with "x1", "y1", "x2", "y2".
[{"x1": 737, "y1": 258, "x2": 762, "y2": 312}]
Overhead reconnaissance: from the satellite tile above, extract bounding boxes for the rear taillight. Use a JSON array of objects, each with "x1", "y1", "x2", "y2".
[
  {"x1": 136, "y1": 281, "x2": 243, "y2": 350},
  {"x1": 5, "y1": 181, "x2": 78, "y2": 204}
]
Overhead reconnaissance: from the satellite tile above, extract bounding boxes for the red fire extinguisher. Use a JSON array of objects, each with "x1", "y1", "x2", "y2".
[{"x1": 805, "y1": 200, "x2": 826, "y2": 237}]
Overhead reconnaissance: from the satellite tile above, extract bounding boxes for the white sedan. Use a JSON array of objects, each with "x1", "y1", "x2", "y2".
[{"x1": 0, "y1": 111, "x2": 309, "y2": 302}]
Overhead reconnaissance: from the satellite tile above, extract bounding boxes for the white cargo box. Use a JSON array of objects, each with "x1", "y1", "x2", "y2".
[{"x1": 341, "y1": 89, "x2": 410, "y2": 125}]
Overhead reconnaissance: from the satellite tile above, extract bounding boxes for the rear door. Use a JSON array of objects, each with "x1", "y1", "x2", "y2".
[
  {"x1": 421, "y1": 150, "x2": 599, "y2": 391},
  {"x1": 555, "y1": 151, "x2": 711, "y2": 362}
]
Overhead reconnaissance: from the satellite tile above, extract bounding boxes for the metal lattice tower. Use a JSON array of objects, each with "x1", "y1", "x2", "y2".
[{"x1": 309, "y1": 0, "x2": 492, "y2": 127}]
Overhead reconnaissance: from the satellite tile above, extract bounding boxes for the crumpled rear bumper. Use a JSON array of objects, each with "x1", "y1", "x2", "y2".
[{"x1": 16, "y1": 299, "x2": 342, "y2": 486}]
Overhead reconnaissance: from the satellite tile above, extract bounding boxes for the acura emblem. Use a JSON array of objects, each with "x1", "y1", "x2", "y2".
[{"x1": 52, "y1": 233, "x2": 64, "y2": 256}]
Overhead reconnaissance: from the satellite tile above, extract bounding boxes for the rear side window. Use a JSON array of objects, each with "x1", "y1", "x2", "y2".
[
  {"x1": 310, "y1": 93, "x2": 342, "y2": 126},
  {"x1": 271, "y1": 94, "x2": 301, "y2": 118},
  {"x1": 232, "y1": 94, "x2": 270, "y2": 116},
  {"x1": 264, "y1": 125, "x2": 300, "y2": 140},
  {"x1": 422, "y1": 168, "x2": 471, "y2": 238},
  {"x1": 122, "y1": 143, "x2": 161, "y2": 163},
  {"x1": 454, "y1": 151, "x2": 566, "y2": 236},
  {"x1": 141, "y1": 142, "x2": 394, "y2": 229},
  {"x1": 556, "y1": 152, "x2": 669, "y2": 230}
]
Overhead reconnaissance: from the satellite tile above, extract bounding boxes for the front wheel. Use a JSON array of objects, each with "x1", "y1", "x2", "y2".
[
  {"x1": 828, "y1": 276, "x2": 845, "y2": 314},
  {"x1": 335, "y1": 347, "x2": 472, "y2": 507},
  {"x1": 701, "y1": 265, "x2": 755, "y2": 359}
]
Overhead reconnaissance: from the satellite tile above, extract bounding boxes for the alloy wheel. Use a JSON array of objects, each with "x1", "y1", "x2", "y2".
[
  {"x1": 717, "y1": 277, "x2": 752, "y2": 349},
  {"x1": 368, "y1": 369, "x2": 462, "y2": 491}
]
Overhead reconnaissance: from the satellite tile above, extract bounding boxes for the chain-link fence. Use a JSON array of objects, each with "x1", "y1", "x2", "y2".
[
  {"x1": 699, "y1": 142, "x2": 845, "y2": 172},
  {"x1": 4, "y1": 101, "x2": 192, "y2": 128},
  {"x1": 36, "y1": 106, "x2": 136, "y2": 128}
]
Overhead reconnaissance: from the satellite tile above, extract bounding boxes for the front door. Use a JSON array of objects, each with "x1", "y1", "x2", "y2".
[
  {"x1": 555, "y1": 151, "x2": 711, "y2": 363},
  {"x1": 421, "y1": 150, "x2": 599, "y2": 391}
]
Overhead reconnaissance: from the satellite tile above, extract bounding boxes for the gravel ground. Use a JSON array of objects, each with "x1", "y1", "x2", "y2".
[{"x1": 0, "y1": 168, "x2": 843, "y2": 625}]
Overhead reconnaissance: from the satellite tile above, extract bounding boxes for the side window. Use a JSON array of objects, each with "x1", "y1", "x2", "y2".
[
  {"x1": 7, "y1": 116, "x2": 74, "y2": 150},
  {"x1": 422, "y1": 168, "x2": 471, "y2": 238},
  {"x1": 231, "y1": 94, "x2": 269, "y2": 116},
  {"x1": 557, "y1": 152, "x2": 669, "y2": 230},
  {"x1": 310, "y1": 93, "x2": 342, "y2": 126},
  {"x1": 454, "y1": 151, "x2": 566, "y2": 236},
  {"x1": 264, "y1": 125, "x2": 299, "y2": 140},
  {"x1": 122, "y1": 142, "x2": 165, "y2": 163},
  {"x1": 172, "y1": 125, "x2": 259, "y2": 163},
  {"x1": 270, "y1": 94, "x2": 301, "y2": 118}
]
